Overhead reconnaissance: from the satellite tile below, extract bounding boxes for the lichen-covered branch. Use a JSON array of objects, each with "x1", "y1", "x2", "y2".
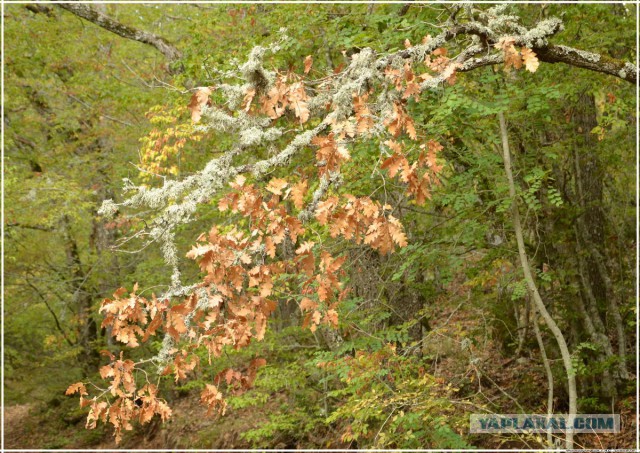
[
  {"x1": 70, "y1": 5, "x2": 637, "y2": 441},
  {"x1": 100, "y1": 6, "x2": 637, "y2": 299},
  {"x1": 57, "y1": 3, "x2": 182, "y2": 62},
  {"x1": 298, "y1": 172, "x2": 342, "y2": 223},
  {"x1": 535, "y1": 44, "x2": 637, "y2": 84},
  {"x1": 389, "y1": 14, "x2": 636, "y2": 84}
]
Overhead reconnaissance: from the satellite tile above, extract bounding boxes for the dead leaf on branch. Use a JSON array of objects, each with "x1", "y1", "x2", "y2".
[
  {"x1": 188, "y1": 87, "x2": 213, "y2": 123},
  {"x1": 495, "y1": 38, "x2": 539, "y2": 73},
  {"x1": 300, "y1": 297, "x2": 317, "y2": 311},
  {"x1": 242, "y1": 87, "x2": 256, "y2": 112},
  {"x1": 289, "y1": 82, "x2": 310, "y2": 124},
  {"x1": 312, "y1": 133, "x2": 350, "y2": 176},
  {"x1": 353, "y1": 93, "x2": 374, "y2": 135},
  {"x1": 259, "y1": 75, "x2": 310, "y2": 124},
  {"x1": 495, "y1": 37, "x2": 522, "y2": 71},
  {"x1": 266, "y1": 177, "x2": 288, "y2": 196},
  {"x1": 66, "y1": 382, "x2": 88, "y2": 396},
  {"x1": 384, "y1": 102, "x2": 417, "y2": 140},
  {"x1": 201, "y1": 384, "x2": 227, "y2": 417},
  {"x1": 303, "y1": 55, "x2": 313, "y2": 74},
  {"x1": 521, "y1": 47, "x2": 540, "y2": 73},
  {"x1": 291, "y1": 180, "x2": 308, "y2": 210}
]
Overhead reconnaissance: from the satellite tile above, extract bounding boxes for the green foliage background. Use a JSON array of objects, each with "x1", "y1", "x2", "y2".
[{"x1": 4, "y1": 3, "x2": 636, "y2": 449}]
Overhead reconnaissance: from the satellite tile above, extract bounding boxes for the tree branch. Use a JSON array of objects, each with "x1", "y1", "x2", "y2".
[
  {"x1": 66, "y1": 93, "x2": 133, "y2": 127},
  {"x1": 392, "y1": 18, "x2": 637, "y2": 85},
  {"x1": 25, "y1": 278, "x2": 75, "y2": 347},
  {"x1": 535, "y1": 44, "x2": 637, "y2": 84},
  {"x1": 25, "y1": 4, "x2": 54, "y2": 16},
  {"x1": 398, "y1": 3, "x2": 412, "y2": 17},
  {"x1": 56, "y1": 3, "x2": 182, "y2": 63},
  {"x1": 6, "y1": 222, "x2": 54, "y2": 232}
]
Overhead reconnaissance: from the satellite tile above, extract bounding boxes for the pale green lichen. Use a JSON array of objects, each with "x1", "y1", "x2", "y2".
[
  {"x1": 216, "y1": 83, "x2": 246, "y2": 110},
  {"x1": 240, "y1": 126, "x2": 283, "y2": 147},
  {"x1": 299, "y1": 172, "x2": 342, "y2": 223},
  {"x1": 486, "y1": 4, "x2": 509, "y2": 17},
  {"x1": 459, "y1": 52, "x2": 502, "y2": 72},
  {"x1": 196, "y1": 107, "x2": 238, "y2": 132},
  {"x1": 251, "y1": 127, "x2": 323, "y2": 178},
  {"x1": 521, "y1": 18, "x2": 564, "y2": 48},
  {"x1": 154, "y1": 335, "x2": 175, "y2": 369},
  {"x1": 487, "y1": 9, "x2": 527, "y2": 35},
  {"x1": 98, "y1": 198, "x2": 118, "y2": 219},
  {"x1": 329, "y1": 48, "x2": 384, "y2": 121},
  {"x1": 556, "y1": 45, "x2": 601, "y2": 63},
  {"x1": 622, "y1": 62, "x2": 637, "y2": 80},
  {"x1": 240, "y1": 46, "x2": 276, "y2": 91},
  {"x1": 196, "y1": 108, "x2": 272, "y2": 137},
  {"x1": 307, "y1": 91, "x2": 332, "y2": 113}
]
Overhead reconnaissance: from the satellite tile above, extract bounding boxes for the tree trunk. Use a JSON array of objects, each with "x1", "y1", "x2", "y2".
[
  {"x1": 498, "y1": 111, "x2": 577, "y2": 450},
  {"x1": 532, "y1": 305, "x2": 554, "y2": 448},
  {"x1": 572, "y1": 93, "x2": 628, "y2": 381},
  {"x1": 62, "y1": 215, "x2": 99, "y2": 370}
]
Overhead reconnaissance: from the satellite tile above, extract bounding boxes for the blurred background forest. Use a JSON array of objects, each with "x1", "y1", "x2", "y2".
[{"x1": 3, "y1": 2, "x2": 637, "y2": 450}]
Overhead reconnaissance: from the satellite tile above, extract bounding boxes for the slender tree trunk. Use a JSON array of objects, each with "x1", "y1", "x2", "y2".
[
  {"x1": 498, "y1": 111, "x2": 576, "y2": 450},
  {"x1": 514, "y1": 297, "x2": 530, "y2": 357},
  {"x1": 574, "y1": 281, "x2": 616, "y2": 397},
  {"x1": 62, "y1": 215, "x2": 99, "y2": 370},
  {"x1": 92, "y1": 135, "x2": 122, "y2": 345},
  {"x1": 574, "y1": 226, "x2": 619, "y2": 395},
  {"x1": 532, "y1": 305, "x2": 554, "y2": 448}
]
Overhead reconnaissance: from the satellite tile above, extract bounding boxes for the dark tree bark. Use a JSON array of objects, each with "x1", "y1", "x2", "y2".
[
  {"x1": 62, "y1": 215, "x2": 99, "y2": 369},
  {"x1": 398, "y1": 3, "x2": 413, "y2": 17},
  {"x1": 573, "y1": 94, "x2": 607, "y2": 303},
  {"x1": 572, "y1": 93, "x2": 629, "y2": 381},
  {"x1": 25, "y1": 4, "x2": 54, "y2": 16}
]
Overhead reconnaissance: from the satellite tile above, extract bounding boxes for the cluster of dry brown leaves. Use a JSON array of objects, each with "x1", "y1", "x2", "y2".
[
  {"x1": 243, "y1": 72, "x2": 311, "y2": 124},
  {"x1": 66, "y1": 350, "x2": 172, "y2": 443},
  {"x1": 382, "y1": 139, "x2": 444, "y2": 205},
  {"x1": 494, "y1": 37, "x2": 540, "y2": 73},
  {"x1": 69, "y1": 38, "x2": 537, "y2": 442}
]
